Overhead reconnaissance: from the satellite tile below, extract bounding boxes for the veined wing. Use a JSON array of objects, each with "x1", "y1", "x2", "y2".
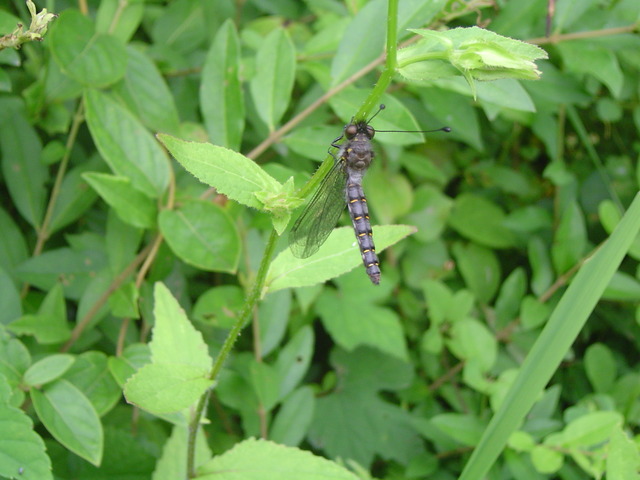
[{"x1": 289, "y1": 160, "x2": 347, "y2": 258}]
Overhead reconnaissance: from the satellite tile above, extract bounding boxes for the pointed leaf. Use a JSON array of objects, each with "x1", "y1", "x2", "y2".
[
  {"x1": 448, "y1": 193, "x2": 516, "y2": 248},
  {"x1": 197, "y1": 438, "x2": 359, "y2": 480},
  {"x1": 201, "y1": 19, "x2": 244, "y2": 149},
  {"x1": 123, "y1": 363, "x2": 213, "y2": 414},
  {"x1": 330, "y1": 0, "x2": 385, "y2": 87},
  {"x1": 158, "y1": 134, "x2": 282, "y2": 210},
  {"x1": 112, "y1": 46, "x2": 180, "y2": 134},
  {"x1": 267, "y1": 225, "x2": 416, "y2": 291},
  {"x1": 0, "y1": 399, "x2": 52, "y2": 480},
  {"x1": 23, "y1": 354, "x2": 75, "y2": 387},
  {"x1": 49, "y1": 163, "x2": 100, "y2": 234},
  {"x1": 49, "y1": 10, "x2": 126, "y2": 87},
  {"x1": 159, "y1": 200, "x2": 240, "y2": 273},
  {"x1": 124, "y1": 283, "x2": 213, "y2": 414},
  {"x1": 0, "y1": 98, "x2": 46, "y2": 227},
  {"x1": 62, "y1": 351, "x2": 121, "y2": 417},
  {"x1": 270, "y1": 386, "x2": 315, "y2": 447},
  {"x1": 150, "y1": 282, "x2": 212, "y2": 369},
  {"x1": 84, "y1": 172, "x2": 157, "y2": 228},
  {"x1": 84, "y1": 89, "x2": 170, "y2": 198},
  {"x1": 249, "y1": 28, "x2": 296, "y2": 130},
  {"x1": 31, "y1": 379, "x2": 103, "y2": 466}
]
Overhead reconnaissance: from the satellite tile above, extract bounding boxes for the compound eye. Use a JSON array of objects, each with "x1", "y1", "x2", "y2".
[
  {"x1": 366, "y1": 125, "x2": 375, "y2": 139},
  {"x1": 345, "y1": 124, "x2": 358, "y2": 138}
]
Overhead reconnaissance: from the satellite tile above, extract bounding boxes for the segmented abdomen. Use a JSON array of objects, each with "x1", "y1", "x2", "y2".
[{"x1": 346, "y1": 182, "x2": 380, "y2": 284}]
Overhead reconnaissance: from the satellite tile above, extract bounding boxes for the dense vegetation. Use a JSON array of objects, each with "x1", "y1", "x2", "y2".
[{"x1": 1, "y1": 0, "x2": 639, "y2": 479}]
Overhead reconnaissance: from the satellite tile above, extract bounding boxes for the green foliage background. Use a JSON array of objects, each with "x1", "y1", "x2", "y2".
[{"x1": 1, "y1": 0, "x2": 640, "y2": 479}]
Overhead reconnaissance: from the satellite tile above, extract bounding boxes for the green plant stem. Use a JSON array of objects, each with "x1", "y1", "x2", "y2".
[
  {"x1": 186, "y1": 229, "x2": 279, "y2": 479},
  {"x1": 35, "y1": 98, "x2": 84, "y2": 254},
  {"x1": 21, "y1": 98, "x2": 84, "y2": 299},
  {"x1": 357, "y1": 0, "x2": 399, "y2": 119},
  {"x1": 297, "y1": 0, "x2": 402, "y2": 204}
]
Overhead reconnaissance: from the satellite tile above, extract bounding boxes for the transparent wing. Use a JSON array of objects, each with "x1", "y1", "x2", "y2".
[{"x1": 289, "y1": 160, "x2": 347, "y2": 258}]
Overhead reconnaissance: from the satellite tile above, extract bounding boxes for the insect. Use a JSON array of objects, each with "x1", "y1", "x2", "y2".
[{"x1": 289, "y1": 105, "x2": 449, "y2": 285}]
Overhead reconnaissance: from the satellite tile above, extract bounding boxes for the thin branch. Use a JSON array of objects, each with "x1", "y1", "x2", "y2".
[
  {"x1": 528, "y1": 23, "x2": 638, "y2": 45},
  {"x1": 60, "y1": 242, "x2": 154, "y2": 352}
]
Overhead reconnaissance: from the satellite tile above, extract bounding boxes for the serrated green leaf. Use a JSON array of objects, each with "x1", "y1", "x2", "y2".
[
  {"x1": 31, "y1": 379, "x2": 103, "y2": 466},
  {"x1": 201, "y1": 19, "x2": 244, "y2": 150},
  {"x1": 606, "y1": 426, "x2": 640, "y2": 480},
  {"x1": 118, "y1": 283, "x2": 216, "y2": 413},
  {"x1": 399, "y1": 27, "x2": 547, "y2": 87},
  {"x1": 108, "y1": 343, "x2": 150, "y2": 387},
  {"x1": 159, "y1": 200, "x2": 240, "y2": 273},
  {"x1": 249, "y1": 28, "x2": 296, "y2": 130},
  {"x1": 84, "y1": 89, "x2": 170, "y2": 198},
  {"x1": 0, "y1": 338, "x2": 31, "y2": 391},
  {"x1": 197, "y1": 438, "x2": 359, "y2": 480},
  {"x1": 158, "y1": 134, "x2": 282, "y2": 210},
  {"x1": 49, "y1": 10, "x2": 126, "y2": 87},
  {"x1": 0, "y1": 399, "x2": 52, "y2": 480},
  {"x1": 267, "y1": 225, "x2": 416, "y2": 291},
  {"x1": 123, "y1": 363, "x2": 213, "y2": 415},
  {"x1": 150, "y1": 282, "x2": 212, "y2": 369}
]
